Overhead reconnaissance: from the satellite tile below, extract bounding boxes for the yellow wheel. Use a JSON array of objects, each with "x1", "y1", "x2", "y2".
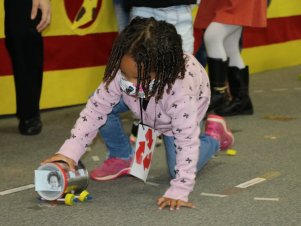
[
  {"x1": 226, "y1": 149, "x2": 237, "y2": 156},
  {"x1": 65, "y1": 194, "x2": 76, "y2": 205},
  {"x1": 78, "y1": 190, "x2": 90, "y2": 202}
]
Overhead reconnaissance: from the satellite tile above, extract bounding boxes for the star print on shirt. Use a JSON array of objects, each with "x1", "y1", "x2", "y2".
[
  {"x1": 199, "y1": 90, "x2": 203, "y2": 100},
  {"x1": 183, "y1": 113, "x2": 189, "y2": 118},
  {"x1": 188, "y1": 72, "x2": 194, "y2": 77},
  {"x1": 186, "y1": 157, "x2": 192, "y2": 163},
  {"x1": 177, "y1": 146, "x2": 183, "y2": 152},
  {"x1": 98, "y1": 116, "x2": 103, "y2": 120},
  {"x1": 180, "y1": 179, "x2": 186, "y2": 183},
  {"x1": 82, "y1": 116, "x2": 87, "y2": 121},
  {"x1": 172, "y1": 103, "x2": 178, "y2": 108},
  {"x1": 93, "y1": 102, "x2": 98, "y2": 107},
  {"x1": 175, "y1": 169, "x2": 179, "y2": 175},
  {"x1": 157, "y1": 112, "x2": 162, "y2": 118},
  {"x1": 176, "y1": 128, "x2": 182, "y2": 133},
  {"x1": 71, "y1": 134, "x2": 76, "y2": 138},
  {"x1": 110, "y1": 102, "x2": 116, "y2": 107},
  {"x1": 85, "y1": 133, "x2": 89, "y2": 137}
]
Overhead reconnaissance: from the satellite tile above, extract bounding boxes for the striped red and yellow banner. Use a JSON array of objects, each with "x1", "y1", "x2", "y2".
[{"x1": 0, "y1": 0, "x2": 301, "y2": 115}]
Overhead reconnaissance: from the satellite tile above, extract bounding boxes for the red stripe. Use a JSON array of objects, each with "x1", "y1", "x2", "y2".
[
  {"x1": 243, "y1": 15, "x2": 301, "y2": 48},
  {"x1": 0, "y1": 40, "x2": 13, "y2": 76},
  {"x1": 44, "y1": 32, "x2": 117, "y2": 71},
  {"x1": 0, "y1": 32, "x2": 118, "y2": 76},
  {"x1": 1, "y1": 15, "x2": 301, "y2": 76}
]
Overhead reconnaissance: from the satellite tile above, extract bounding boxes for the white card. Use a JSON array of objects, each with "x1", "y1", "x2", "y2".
[
  {"x1": 130, "y1": 124, "x2": 157, "y2": 182},
  {"x1": 34, "y1": 170, "x2": 63, "y2": 192}
]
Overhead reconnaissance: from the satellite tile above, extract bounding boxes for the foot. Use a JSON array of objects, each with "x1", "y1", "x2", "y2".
[
  {"x1": 205, "y1": 114, "x2": 234, "y2": 150},
  {"x1": 18, "y1": 117, "x2": 42, "y2": 135},
  {"x1": 90, "y1": 158, "x2": 131, "y2": 181},
  {"x1": 208, "y1": 89, "x2": 228, "y2": 112}
]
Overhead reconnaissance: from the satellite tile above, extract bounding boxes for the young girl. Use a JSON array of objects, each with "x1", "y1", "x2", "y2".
[{"x1": 43, "y1": 17, "x2": 234, "y2": 210}]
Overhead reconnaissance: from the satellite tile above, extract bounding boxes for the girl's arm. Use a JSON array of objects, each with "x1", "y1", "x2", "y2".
[{"x1": 56, "y1": 75, "x2": 123, "y2": 164}]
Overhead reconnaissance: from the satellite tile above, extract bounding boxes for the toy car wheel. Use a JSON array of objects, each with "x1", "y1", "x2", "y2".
[
  {"x1": 78, "y1": 190, "x2": 90, "y2": 202},
  {"x1": 65, "y1": 194, "x2": 76, "y2": 205}
]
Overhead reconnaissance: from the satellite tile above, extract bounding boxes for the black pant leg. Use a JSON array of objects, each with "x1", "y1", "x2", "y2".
[{"x1": 4, "y1": 0, "x2": 43, "y2": 120}]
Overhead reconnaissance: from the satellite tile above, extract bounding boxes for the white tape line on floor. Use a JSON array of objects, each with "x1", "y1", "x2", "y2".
[
  {"x1": 0, "y1": 184, "x2": 35, "y2": 196},
  {"x1": 235, "y1": 177, "x2": 266, "y2": 189},
  {"x1": 201, "y1": 192, "x2": 228, "y2": 198},
  {"x1": 254, "y1": 197, "x2": 279, "y2": 201}
]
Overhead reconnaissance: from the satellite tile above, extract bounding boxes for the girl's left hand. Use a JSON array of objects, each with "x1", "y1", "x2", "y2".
[{"x1": 157, "y1": 196, "x2": 196, "y2": 210}]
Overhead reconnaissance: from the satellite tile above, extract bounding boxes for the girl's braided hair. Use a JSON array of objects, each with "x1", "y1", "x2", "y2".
[{"x1": 103, "y1": 16, "x2": 186, "y2": 102}]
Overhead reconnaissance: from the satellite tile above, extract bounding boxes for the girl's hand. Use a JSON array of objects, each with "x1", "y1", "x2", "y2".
[
  {"x1": 41, "y1": 154, "x2": 76, "y2": 171},
  {"x1": 157, "y1": 196, "x2": 196, "y2": 210}
]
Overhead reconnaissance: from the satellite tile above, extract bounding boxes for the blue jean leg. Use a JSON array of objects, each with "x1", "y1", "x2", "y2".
[
  {"x1": 163, "y1": 133, "x2": 219, "y2": 178},
  {"x1": 113, "y1": 0, "x2": 129, "y2": 32},
  {"x1": 98, "y1": 98, "x2": 133, "y2": 159}
]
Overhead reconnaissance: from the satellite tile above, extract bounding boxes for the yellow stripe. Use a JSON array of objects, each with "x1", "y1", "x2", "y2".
[
  {"x1": 0, "y1": 1, "x2": 4, "y2": 38},
  {"x1": 267, "y1": 0, "x2": 301, "y2": 18},
  {"x1": 242, "y1": 39, "x2": 301, "y2": 74},
  {"x1": 0, "y1": 75, "x2": 17, "y2": 115},
  {"x1": 0, "y1": 66, "x2": 105, "y2": 115},
  {"x1": 40, "y1": 66, "x2": 105, "y2": 107}
]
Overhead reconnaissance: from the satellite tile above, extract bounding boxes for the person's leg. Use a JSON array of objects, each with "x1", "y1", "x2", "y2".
[
  {"x1": 203, "y1": 22, "x2": 229, "y2": 111},
  {"x1": 98, "y1": 98, "x2": 133, "y2": 159},
  {"x1": 223, "y1": 26, "x2": 244, "y2": 68},
  {"x1": 113, "y1": 0, "x2": 130, "y2": 32},
  {"x1": 130, "y1": 5, "x2": 194, "y2": 53},
  {"x1": 204, "y1": 22, "x2": 242, "y2": 112},
  {"x1": 195, "y1": 37, "x2": 207, "y2": 67},
  {"x1": 91, "y1": 98, "x2": 133, "y2": 181},
  {"x1": 4, "y1": 0, "x2": 43, "y2": 135},
  {"x1": 215, "y1": 26, "x2": 254, "y2": 116},
  {"x1": 164, "y1": 115, "x2": 233, "y2": 178},
  {"x1": 130, "y1": 6, "x2": 156, "y2": 20},
  {"x1": 163, "y1": 133, "x2": 219, "y2": 178},
  {"x1": 163, "y1": 5, "x2": 194, "y2": 53}
]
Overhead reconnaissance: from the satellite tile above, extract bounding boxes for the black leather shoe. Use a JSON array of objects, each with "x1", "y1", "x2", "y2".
[{"x1": 19, "y1": 117, "x2": 42, "y2": 135}]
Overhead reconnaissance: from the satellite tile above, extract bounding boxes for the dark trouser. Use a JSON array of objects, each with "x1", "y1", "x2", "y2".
[{"x1": 4, "y1": 0, "x2": 43, "y2": 120}]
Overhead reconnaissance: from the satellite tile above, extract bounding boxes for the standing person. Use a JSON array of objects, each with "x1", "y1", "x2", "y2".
[
  {"x1": 195, "y1": 0, "x2": 267, "y2": 116},
  {"x1": 125, "y1": 0, "x2": 197, "y2": 53},
  {"x1": 4, "y1": 0, "x2": 51, "y2": 135},
  {"x1": 42, "y1": 17, "x2": 234, "y2": 209}
]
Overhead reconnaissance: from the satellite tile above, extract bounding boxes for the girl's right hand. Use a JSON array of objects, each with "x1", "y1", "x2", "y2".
[{"x1": 41, "y1": 154, "x2": 76, "y2": 171}]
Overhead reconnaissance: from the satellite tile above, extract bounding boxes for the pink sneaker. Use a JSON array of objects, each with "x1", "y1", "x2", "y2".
[
  {"x1": 90, "y1": 158, "x2": 131, "y2": 181},
  {"x1": 205, "y1": 114, "x2": 234, "y2": 150}
]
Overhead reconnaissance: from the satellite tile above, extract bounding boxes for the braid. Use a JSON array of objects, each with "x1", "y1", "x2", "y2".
[{"x1": 104, "y1": 17, "x2": 186, "y2": 102}]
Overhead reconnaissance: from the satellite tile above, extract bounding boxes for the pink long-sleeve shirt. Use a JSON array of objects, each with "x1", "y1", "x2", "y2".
[{"x1": 58, "y1": 53, "x2": 210, "y2": 201}]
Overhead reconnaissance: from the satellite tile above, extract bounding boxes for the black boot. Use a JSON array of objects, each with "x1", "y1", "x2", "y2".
[
  {"x1": 207, "y1": 57, "x2": 229, "y2": 112},
  {"x1": 215, "y1": 66, "x2": 253, "y2": 116},
  {"x1": 19, "y1": 116, "x2": 42, "y2": 135}
]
